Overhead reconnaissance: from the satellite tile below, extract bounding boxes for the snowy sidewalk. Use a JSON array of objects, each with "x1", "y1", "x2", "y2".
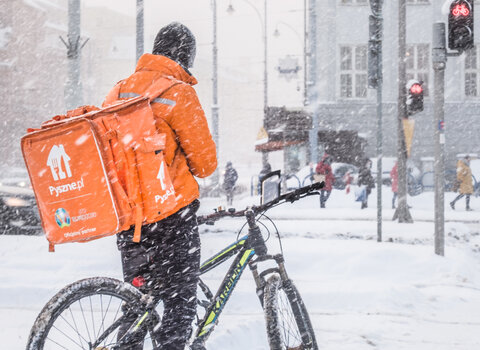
[
  {"x1": 1, "y1": 188, "x2": 480, "y2": 349},
  {"x1": 202, "y1": 186, "x2": 480, "y2": 224}
]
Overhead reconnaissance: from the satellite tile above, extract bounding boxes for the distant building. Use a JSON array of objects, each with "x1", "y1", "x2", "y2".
[
  {"x1": 0, "y1": 0, "x2": 67, "y2": 166},
  {"x1": 311, "y1": 0, "x2": 480, "y2": 170},
  {"x1": 0, "y1": 1, "x2": 136, "y2": 168},
  {"x1": 260, "y1": 0, "x2": 480, "y2": 173}
]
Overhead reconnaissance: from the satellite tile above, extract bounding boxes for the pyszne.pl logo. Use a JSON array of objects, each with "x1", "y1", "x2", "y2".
[{"x1": 47, "y1": 144, "x2": 72, "y2": 181}]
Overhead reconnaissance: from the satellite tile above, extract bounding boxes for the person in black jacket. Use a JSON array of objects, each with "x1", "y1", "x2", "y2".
[
  {"x1": 358, "y1": 158, "x2": 375, "y2": 209},
  {"x1": 223, "y1": 161, "x2": 238, "y2": 205},
  {"x1": 257, "y1": 162, "x2": 272, "y2": 195}
]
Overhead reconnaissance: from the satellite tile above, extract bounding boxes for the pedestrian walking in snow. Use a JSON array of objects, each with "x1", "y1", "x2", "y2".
[
  {"x1": 390, "y1": 161, "x2": 398, "y2": 209},
  {"x1": 450, "y1": 155, "x2": 474, "y2": 211},
  {"x1": 358, "y1": 158, "x2": 375, "y2": 209},
  {"x1": 315, "y1": 154, "x2": 335, "y2": 208},
  {"x1": 103, "y1": 22, "x2": 217, "y2": 349},
  {"x1": 258, "y1": 162, "x2": 272, "y2": 195},
  {"x1": 223, "y1": 161, "x2": 238, "y2": 205}
]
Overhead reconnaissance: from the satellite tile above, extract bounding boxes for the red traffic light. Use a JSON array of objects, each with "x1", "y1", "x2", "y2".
[
  {"x1": 451, "y1": 3, "x2": 470, "y2": 17},
  {"x1": 410, "y1": 83, "x2": 423, "y2": 94}
]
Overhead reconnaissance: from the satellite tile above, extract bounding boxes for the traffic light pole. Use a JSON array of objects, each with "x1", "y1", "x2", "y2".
[
  {"x1": 432, "y1": 22, "x2": 446, "y2": 257},
  {"x1": 393, "y1": 0, "x2": 413, "y2": 223},
  {"x1": 369, "y1": 0, "x2": 384, "y2": 242}
]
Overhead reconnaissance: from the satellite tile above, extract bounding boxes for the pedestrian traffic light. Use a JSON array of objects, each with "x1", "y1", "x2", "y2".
[
  {"x1": 406, "y1": 80, "x2": 424, "y2": 116},
  {"x1": 448, "y1": 0, "x2": 474, "y2": 51}
]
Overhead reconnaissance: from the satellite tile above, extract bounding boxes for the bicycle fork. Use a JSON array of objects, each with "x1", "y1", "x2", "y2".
[{"x1": 249, "y1": 253, "x2": 290, "y2": 307}]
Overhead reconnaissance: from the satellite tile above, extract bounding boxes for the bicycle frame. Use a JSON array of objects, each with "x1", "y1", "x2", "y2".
[
  {"x1": 109, "y1": 234, "x2": 262, "y2": 350},
  {"x1": 192, "y1": 231, "x2": 292, "y2": 347},
  {"x1": 194, "y1": 235, "x2": 256, "y2": 343}
]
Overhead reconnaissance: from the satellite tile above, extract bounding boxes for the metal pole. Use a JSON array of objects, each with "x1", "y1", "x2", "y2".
[
  {"x1": 136, "y1": 0, "x2": 144, "y2": 63},
  {"x1": 212, "y1": 0, "x2": 220, "y2": 186},
  {"x1": 308, "y1": 0, "x2": 318, "y2": 165},
  {"x1": 64, "y1": 0, "x2": 82, "y2": 109},
  {"x1": 432, "y1": 22, "x2": 446, "y2": 256},
  {"x1": 370, "y1": 0, "x2": 384, "y2": 242},
  {"x1": 303, "y1": 0, "x2": 308, "y2": 106},
  {"x1": 393, "y1": 0, "x2": 413, "y2": 223},
  {"x1": 262, "y1": 0, "x2": 269, "y2": 168}
]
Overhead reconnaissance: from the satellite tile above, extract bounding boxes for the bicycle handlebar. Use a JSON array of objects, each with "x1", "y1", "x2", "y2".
[{"x1": 197, "y1": 181, "x2": 324, "y2": 225}]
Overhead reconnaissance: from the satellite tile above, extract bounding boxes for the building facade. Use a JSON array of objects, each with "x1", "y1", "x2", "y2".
[{"x1": 313, "y1": 0, "x2": 480, "y2": 171}]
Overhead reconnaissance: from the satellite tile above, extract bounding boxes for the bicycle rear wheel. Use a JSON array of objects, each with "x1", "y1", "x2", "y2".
[
  {"x1": 264, "y1": 274, "x2": 318, "y2": 350},
  {"x1": 26, "y1": 277, "x2": 158, "y2": 350}
]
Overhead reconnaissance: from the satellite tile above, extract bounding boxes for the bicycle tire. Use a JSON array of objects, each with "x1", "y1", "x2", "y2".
[
  {"x1": 26, "y1": 277, "x2": 158, "y2": 350},
  {"x1": 264, "y1": 274, "x2": 318, "y2": 350}
]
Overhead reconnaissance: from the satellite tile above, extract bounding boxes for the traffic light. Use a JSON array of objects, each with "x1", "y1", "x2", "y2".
[
  {"x1": 368, "y1": 15, "x2": 382, "y2": 88},
  {"x1": 406, "y1": 80, "x2": 424, "y2": 116},
  {"x1": 448, "y1": 0, "x2": 474, "y2": 51}
]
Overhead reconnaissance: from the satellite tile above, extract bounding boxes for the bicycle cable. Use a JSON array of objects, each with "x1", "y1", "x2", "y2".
[
  {"x1": 235, "y1": 215, "x2": 271, "y2": 243},
  {"x1": 256, "y1": 212, "x2": 283, "y2": 256}
]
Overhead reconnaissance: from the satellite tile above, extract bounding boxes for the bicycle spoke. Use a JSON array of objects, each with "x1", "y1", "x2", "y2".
[
  {"x1": 68, "y1": 304, "x2": 87, "y2": 347},
  {"x1": 89, "y1": 295, "x2": 96, "y2": 342},
  {"x1": 276, "y1": 288, "x2": 303, "y2": 348},
  {"x1": 97, "y1": 294, "x2": 111, "y2": 343},
  {"x1": 105, "y1": 301, "x2": 123, "y2": 346},
  {"x1": 48, "y1": 323, "x2": 87, "y2": 349},
  {"x1": 45, "y1": 336, "x2": 79, "y2": 350},
  {"x1": 78, "y1": 299, "x2": 93, "y2": 344},
  {"x1": 55, "y1": 310, "x2": 90, "y2": 346}
]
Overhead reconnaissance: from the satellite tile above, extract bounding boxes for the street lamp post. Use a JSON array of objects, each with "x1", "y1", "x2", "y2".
[
  {"x1": 211, "y1": 0, "x2": 220, "y2": 186},
  {"x1": 308, "y1": 0, "x2": 318, "y2": 165},
  {"x1": 228, "y1": 0, "x2": 269, "y2": 168},
  {"x1": 273, "y1": 19, "x2": 308, "y2": 107}
]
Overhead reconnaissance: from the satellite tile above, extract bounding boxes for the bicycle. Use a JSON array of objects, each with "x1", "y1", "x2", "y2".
[{"x1": 26, "y1": 181, "x2": 324, "y2": 350}]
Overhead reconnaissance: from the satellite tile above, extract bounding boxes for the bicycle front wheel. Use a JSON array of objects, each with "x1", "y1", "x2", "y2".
[
  {"x1": 264, "y1": 274, "x2": 318, "y2": 350},
  {"x1": 26, "y1": 277, "x2": 158, "y2": 350}
]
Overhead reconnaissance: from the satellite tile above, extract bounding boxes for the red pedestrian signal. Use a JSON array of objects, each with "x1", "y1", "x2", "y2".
[
  {"x1": 406, "y1": 80, "x2": 424, "y2": 116},
  {"x1": 410, "y1": 83, "x2": 423, "y2": 95}
]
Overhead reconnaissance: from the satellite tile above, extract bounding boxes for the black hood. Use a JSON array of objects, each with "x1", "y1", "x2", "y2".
[{"x1": 152, "y1": 22, "x2": 196, "y2": 69}]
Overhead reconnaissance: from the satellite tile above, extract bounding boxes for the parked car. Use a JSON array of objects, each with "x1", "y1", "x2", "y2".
[
  {"x1": 370, "y1": 157, "x2": 397, "y2": 186},
  {"x1": 331, "y1": 163, "x2": 359, "y2": 190},
  {"x1": 0, "y1": 167, "x2": 41, "y2": 235}
]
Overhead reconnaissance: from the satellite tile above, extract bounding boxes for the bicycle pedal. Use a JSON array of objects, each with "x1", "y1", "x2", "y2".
[{"x1": 197, "y1": 299, "x2": 210, "y2": 310}]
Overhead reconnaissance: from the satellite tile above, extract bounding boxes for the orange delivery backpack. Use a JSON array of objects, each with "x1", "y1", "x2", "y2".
[{"x1": 21, "y1": 78, "x2": 178, "y2": 251}]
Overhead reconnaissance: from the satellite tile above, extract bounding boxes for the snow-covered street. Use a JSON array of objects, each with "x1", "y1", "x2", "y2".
[{"x1": 2, "y1": 189, "x2": 480, "y2": 349}]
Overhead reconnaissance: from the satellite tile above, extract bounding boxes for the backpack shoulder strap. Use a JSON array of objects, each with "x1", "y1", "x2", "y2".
[
  {"x1": 103, "y1": 81, "x2": 124, "y2": 107},
  {"x1": 104, "y1": 78, "x2": 182, "y2": 107},
  {"x1": 144, "y1": 77, "x2": 182, "y2": 103}
]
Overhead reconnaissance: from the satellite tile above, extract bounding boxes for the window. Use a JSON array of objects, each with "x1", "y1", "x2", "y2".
[
  {"x1": 340, "y1": 45, "x2": 367, "y2": 99},
  {"x1": 407, "y1": 0, "x2": 430, "y2": 4},
  {"x1": 340, "y1": 0, "x2": 367, "y2": 4},
  {"x1": 406, "y1": 44, "x2": 430, "y2": 96},
  {"x1": 465, "y1": 47, "x2": 479, "y2": 97}
]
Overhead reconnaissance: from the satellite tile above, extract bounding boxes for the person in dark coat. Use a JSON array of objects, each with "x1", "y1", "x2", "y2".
[
  {"x1": 258, "y1": 162, "x2": 272, "y2": 195},
  {"x1": 358, "y1": 158, "x2": 375, "y2": 209},
  {"x1": 450, "y1": 155, "x2": 474, "y2": 211},
  {"x1": 223, "y1": 161, "x2": 238, "y2": 205},
  {"x1": 315, "y1": 154, "x2": 335, "y2": 208}
]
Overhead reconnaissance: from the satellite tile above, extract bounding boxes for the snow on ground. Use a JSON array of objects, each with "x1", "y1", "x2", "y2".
[{"x1": 1, "y1": 186, "x2": 480, "y2": 349}]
